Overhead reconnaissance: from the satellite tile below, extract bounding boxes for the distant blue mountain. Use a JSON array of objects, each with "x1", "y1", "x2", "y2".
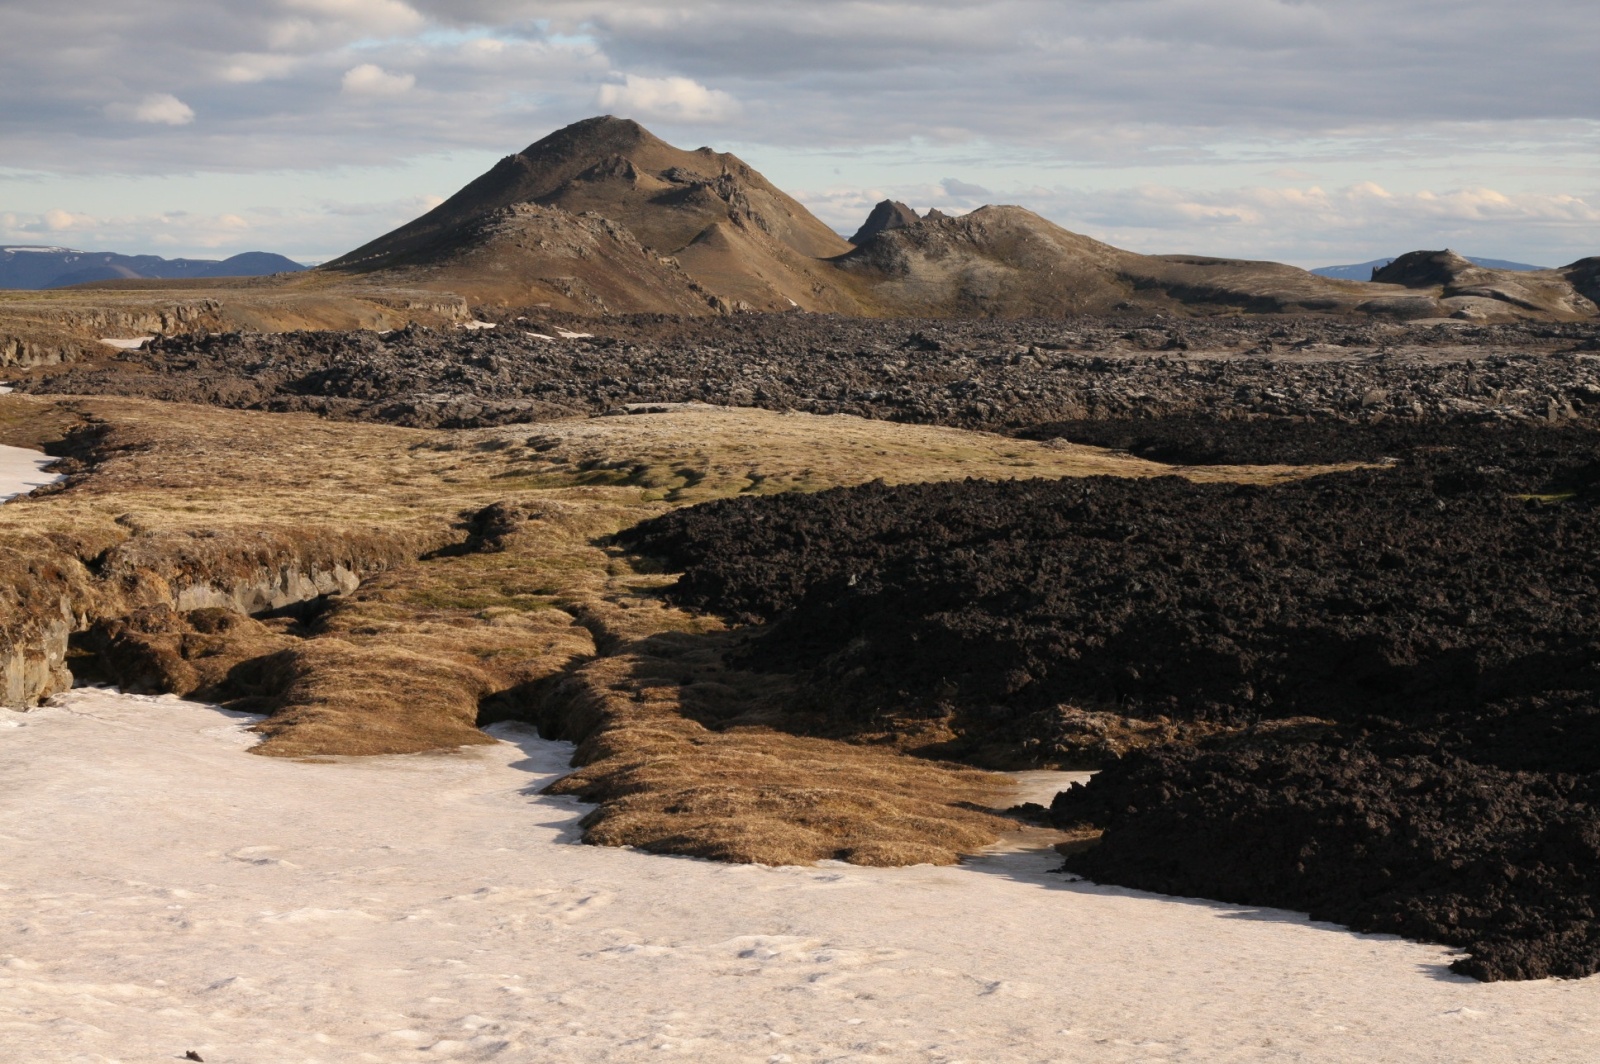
[
  {"x1": 0, "y1": 246, "x2": 307, "y2": 290},
  {"x1": 1313, "y1": 255, "x2": 1548, "y2": 281}
]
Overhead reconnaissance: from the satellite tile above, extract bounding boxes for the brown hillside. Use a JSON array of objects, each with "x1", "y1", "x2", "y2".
[
  {"x1": 324, "y1": 116, "x2": 863, "y2": 314},
  {"x1": 1372, "y1": 249, "x2": 1600, "y2": 321}
]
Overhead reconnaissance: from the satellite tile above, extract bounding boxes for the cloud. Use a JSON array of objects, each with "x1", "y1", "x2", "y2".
[
  {"x1": 106, "y1": 93, "x2": 196, "y2": 126},
  {"x1": 219, "y1": 53, "x2": 302, "y2": 84},
  {"x1": 597, "y1": 74, "x2": 739, "y2": 122},
  {"x1": 341, "y1": 64, "x2": 417, "y2": 96},
  {"x1": 941, "y1": 177, "x2": 991, "y2": 199},
  {"x1": 0, "y1": 0, "x2": 1594, "y2": 263},
  {"x1": 1004, "y1": 181, "x2": 1600, "y2": 264},
  {"x1": 42, "y1": 208, "x2": 94, "y2": 231},
  {"x1": 0, "y1": 199, "x2": 414, "y2": 258},
  {"x1": 274, "y1": 0, "x2": 425, "y2": 47},
  {"x1": 7, "y1": 0, "x2": 1600, "y2": 167}
]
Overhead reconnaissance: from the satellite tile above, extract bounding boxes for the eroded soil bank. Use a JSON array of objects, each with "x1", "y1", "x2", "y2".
[{"x1": 616, "y1": 420, "x2": 1600, "y2": 981}]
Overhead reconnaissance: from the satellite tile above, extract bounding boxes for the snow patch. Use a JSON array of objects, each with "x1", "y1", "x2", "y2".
[
  {"x1": 0, "y1": 686, "x2": 1590, "y2": 1061},
  {"x1": 0, "y1": 444, "x2": 61, "y2": 503},
  {"x1": 98, "y1": 336, "x2": 155, "y2": 350},
  {"x1": 1008, "y1": 768, "x2": 1094, "y2": 807},
  {"x1": 458, "y1": 320, "x2": 497, "y2": 331}
]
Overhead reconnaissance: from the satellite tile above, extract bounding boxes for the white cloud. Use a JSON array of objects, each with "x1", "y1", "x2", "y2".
[
  {"x1": 341, "y1": 64, "x2": 416, "y2": 96},
  {"x1": 1017, "y1": 181, "x2": 1600, "y2": 265},
  {"x1": 597, "y1": 74, "x2": 738, "y2": 122},
  {"x1": 42, "y1": 208, "x2": 94, "y2": 231},
  {"x1": 219, "y1": 53, "x2": 301, "y2": 84},
  {"x1": 459, "y1": 38, "x2": 506, "y2": 61},
  {"x1": 106, "y1": 94, "x2": 196, "y2": 126},
  {"x1": 0, "y1": 204, "x2": 338, "y2": 256}
]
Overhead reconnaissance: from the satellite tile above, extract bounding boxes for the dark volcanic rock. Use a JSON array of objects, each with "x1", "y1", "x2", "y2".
[
  {"x1": 1054, "y1": 731, "x2": 1600, "y2": 982},
  {"x1": 17, "y1": 315, "x2": 1600, "y2": 435},
  {"x1": 616, "y1": 426, "x2": 1600, "y2": 979},
  {"x1": 620, "y1": 436, "x2": 1600, "y2": 734}
]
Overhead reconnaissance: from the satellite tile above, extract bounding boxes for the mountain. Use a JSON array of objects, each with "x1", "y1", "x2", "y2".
[
  {"x1": 321, "y1": 116, "x2": 1598, "y2": 323},
  {"x1": 0, "y1": 247, "x2": 306, "y2": 290},
  {"x1": 325, "y1": 115, "x2": 862, "y2": 314},
  {"x1": 835, "y1": 205, "x2": 1393, "y2": 317},
  {"x1": 1314, "y1": 255, "x2": 1549, "y2": 281}
]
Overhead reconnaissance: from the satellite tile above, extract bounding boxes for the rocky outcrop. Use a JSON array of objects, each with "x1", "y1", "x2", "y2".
[
  {"x1": 0, "y1": 610, "x2": 74, "y2": 706},
  {"x1": 848, "y1": 200, "x2": 922, "y2": 245},
  {"x1": 0, "y1": 300, "x2": 225, "y2": 369}
]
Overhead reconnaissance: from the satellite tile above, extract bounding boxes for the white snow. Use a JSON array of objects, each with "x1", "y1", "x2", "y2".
[
  {"x1": 524, "y1": 332, "x2": 557, "y2": 341},
  {"x1": 0, "y1": 443, "x2": 61, "y2": 503},
  {"x1": 555, "y1": 329, "x2": 593, "y2": 339},
  {"x1": 459, "y1": 320, "x2": 498, "y2": 331},
  {"x1": 1008, "y1": 768, "x2": 1093, "y2": 806},
  {"x1": 0, "y1": 382, "x2": 11, "y2": 394},
  {"x1": 2, "y1": 687, "x2": 1595, "y2": 1063},
  {"x1": 98, "y1": 336, "x2": 156, "y2": 350}
]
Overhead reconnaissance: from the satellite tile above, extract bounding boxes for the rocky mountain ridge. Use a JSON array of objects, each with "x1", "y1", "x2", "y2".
[{"x1": 320, "y1": 117, "x2": 1599, "y2": 323}]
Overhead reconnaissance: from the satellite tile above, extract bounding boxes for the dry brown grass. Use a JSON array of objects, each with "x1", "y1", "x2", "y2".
[{"x1": 3, "y1": 393, "x2": 1360, "y2": 863}]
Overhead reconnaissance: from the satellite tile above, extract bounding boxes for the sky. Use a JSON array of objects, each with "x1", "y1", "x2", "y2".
[{"x1": 1, "y1": 0, "x2": 1596, "y2": 268}]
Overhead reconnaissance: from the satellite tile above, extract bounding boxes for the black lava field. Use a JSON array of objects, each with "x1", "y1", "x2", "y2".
[
  {"x1": 20, "y1": 314, "x2": 1600, "y2": 434},
  {"x1": 619, "y1": 423, "x2": 1600, "y2": 981}
]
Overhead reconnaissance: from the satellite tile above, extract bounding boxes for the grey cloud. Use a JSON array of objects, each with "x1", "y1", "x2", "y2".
[
  {"x1": 6, "y1": 0, "x2": 1600, "y2": 171},
  {"x1": 1, "y1": 0, "x2": 1595, "y2": 263}
]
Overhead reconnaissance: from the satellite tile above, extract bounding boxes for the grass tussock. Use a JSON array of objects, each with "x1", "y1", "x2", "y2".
[{"x1": 537, "y1": 654, "x2": 1017, "y2": 866}]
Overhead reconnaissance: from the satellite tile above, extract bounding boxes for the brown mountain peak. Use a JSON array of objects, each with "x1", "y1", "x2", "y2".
[{"x1": 516, "y1": 115, "x2": 659, "y2": 160}]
